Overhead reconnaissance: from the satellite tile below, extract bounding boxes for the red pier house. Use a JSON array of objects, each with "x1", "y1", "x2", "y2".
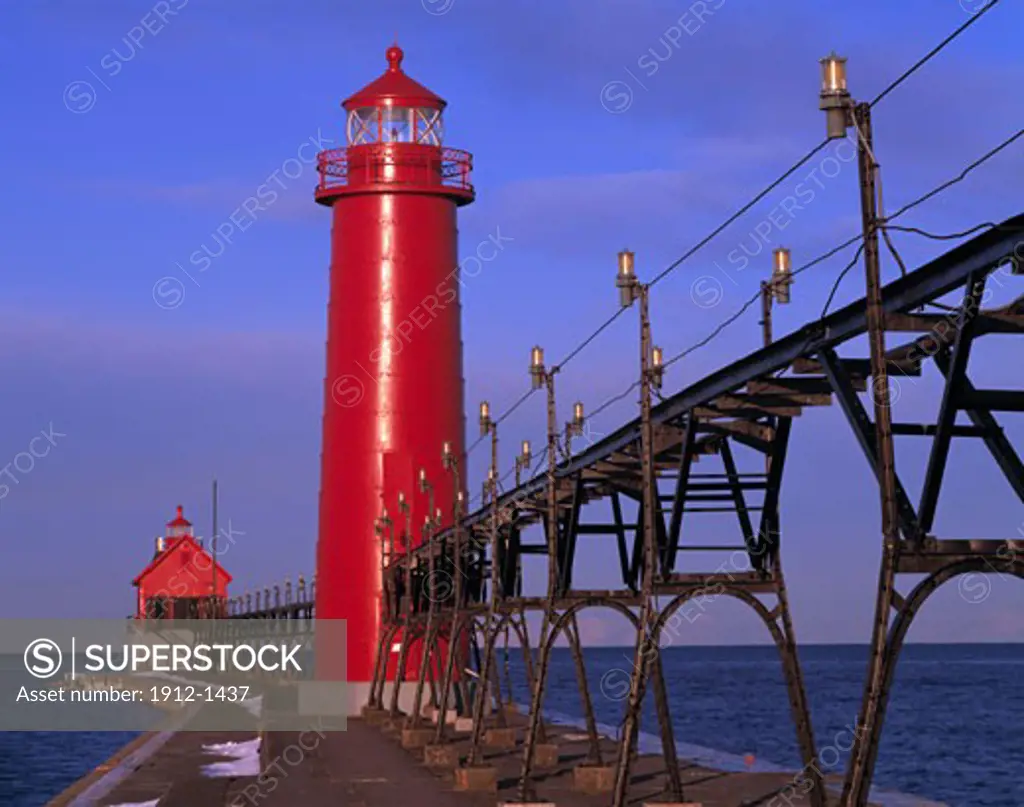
[
  {"x1": 133, "y1": 505, "x2": 231, "y2": 619},
  {"x1": 313, "y1": 45, "x2": 474, "y2": 711}
]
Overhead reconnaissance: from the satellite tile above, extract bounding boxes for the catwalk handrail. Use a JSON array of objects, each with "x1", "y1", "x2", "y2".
[{"x1": 411, "y1": 212, "x2": 1024, "y2": 551}]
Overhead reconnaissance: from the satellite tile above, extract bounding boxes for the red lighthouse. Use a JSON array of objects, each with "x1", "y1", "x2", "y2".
[
  {"x1": 133, "y1": 505, "x2": 231, "y2": 619},
  {"x1": 314, "y1": 45, "x2": 473, "y2": 707}
]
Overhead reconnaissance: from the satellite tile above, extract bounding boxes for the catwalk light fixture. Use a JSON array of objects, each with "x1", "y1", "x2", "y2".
[
  {"x1": 571, "y1": 401, "x2": 585, "y2": 436},
  {"x1": 483, "y1": 467, "x2": 497, "y2": 501},
  {"x1": 773, "y1": 247, "x2": 792, "y2": 304},
  {"x1": 442, "y1": 440, "x2": 454, "y2": 469},
  {"x1": 516, "y1": 439, "x2": 532, "y2": 484},
  {"x1": 530, "y1": 346, "x2": 546, "y2": 389},
  {"x1": 479, "y1": 401, "x2": 492, "y2": 436},
  {"x1": 819, "y1": 51, "x2": 852, "y2": 139},
  {"x1": 617, "y1": 248, "x2": 639, "y2": 307},
  {"x1": 650, "y1": 346, "x2": 664, "y2": 390}
]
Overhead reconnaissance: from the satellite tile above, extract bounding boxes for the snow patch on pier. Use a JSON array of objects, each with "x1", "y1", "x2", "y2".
[
  {"x1": 108, "y1": 801, "x2": 161, "y2": 807},
  {"x1": 200, "y1": 737, "x2": 261, "y2": 777}
]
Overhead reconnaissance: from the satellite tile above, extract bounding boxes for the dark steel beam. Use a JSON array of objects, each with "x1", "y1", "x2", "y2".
[
  {"x1": 918, "y1": 275, "x2": 985, "y2": 535},
  {"x1": 933, "y1": 352, "x2": 1024, "y2": 503},
  {"x1": 719, "y1": 438, "x2": 757, "y2": 553},
  {"x1": 665, "y1": 416, "x2": 697, "y2": 575},
  {"x1": 959, "y1": 389, "x2": 1024, "y2": 412},
  {"x1": 818, "y1": 348, "x2": 922, "y2": 541},
  {"x1": 611, "y1": 491, "x2": 632, "y2": 589},
  {"x1": 757, "y1": 416, "x2": 791, "y2": 569},
  {"x1": 437, "y1": 214, "x2": 1024, "y2": 540},
  {"x1": 890, "y1": 423, "x2": 989, "y2": 437}
]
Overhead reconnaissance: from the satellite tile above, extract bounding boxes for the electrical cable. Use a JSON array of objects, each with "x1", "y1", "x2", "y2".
[
  {"x1": 463, "y1": 7, "x2": 1013, "y2": 473},
  {"x1": 592, "y1": 120, "x2": 1024, "y2": 427},
  {"x1": 868, "y1": 0, "x2": 1001, "y2": 109}
]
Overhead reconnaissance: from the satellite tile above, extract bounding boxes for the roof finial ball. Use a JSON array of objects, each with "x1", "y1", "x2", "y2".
[{"x1": 386, "y1": 44, "x2": 404, "y2": 72}]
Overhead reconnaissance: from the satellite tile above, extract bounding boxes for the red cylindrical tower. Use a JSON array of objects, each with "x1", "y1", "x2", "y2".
[{"x1": 314, "y1": 45, "x2": 473, "y2": 708}]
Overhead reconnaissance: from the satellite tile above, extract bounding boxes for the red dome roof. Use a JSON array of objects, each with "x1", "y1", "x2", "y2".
[
  {"x1": 343, "y1": 45, "x2": 446, "y2": 111},
  {"x1": 166, "y1": 504, "x2": 191, "y2": 528}
]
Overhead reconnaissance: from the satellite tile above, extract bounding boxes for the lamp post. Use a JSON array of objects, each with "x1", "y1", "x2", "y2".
[
  {"x1": 418, "y1": 466, "x2": 436, "y2": 523},
  {"x1": 434, "y1": 439, "x2": 466, "y2": 745},
  {"x1": 478, "y1": 405, "x2": 502, "y2": 624},
  {"x1": 374, "y1": 509, "x2": 395, "y2": 624},
  {"x1": 388, "y1": 491, "x2": 415, "y2": 717},
  {"x1": 407, "y1": 505, "x2": 439, "y2": 730},
  {"x1": 466, "y1": 399, "x2": 509, "y2": 765},
  {"x1": 611, "y1": 248, "x2": 680, "y2": 806},
  {"x1": 820, "y1": 51, "x2": 899, "y2": 807},
  {"x1": 518, "y1": 343, "x2": 603, "y2": 797},
  {"x1": 760, "y1": 247, "x2": 793, "y2": 347},
  {"x1": 529, "y1": 346, "x2": 560, "y2": 607}
]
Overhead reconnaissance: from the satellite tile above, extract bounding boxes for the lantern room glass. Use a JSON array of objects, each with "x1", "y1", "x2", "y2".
[{"x1": 346, "y1": 106, "x2": 444, "y2": 146}]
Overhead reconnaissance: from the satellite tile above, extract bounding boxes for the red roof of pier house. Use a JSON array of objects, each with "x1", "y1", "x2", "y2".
[{"x1": 132, "y1": 505, "x2": 232, "y2": 605}]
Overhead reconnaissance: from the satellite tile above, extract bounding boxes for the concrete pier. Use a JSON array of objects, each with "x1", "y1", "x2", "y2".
[{"x1": 44, "y1": 703, "x2": 879, "y2": 807}]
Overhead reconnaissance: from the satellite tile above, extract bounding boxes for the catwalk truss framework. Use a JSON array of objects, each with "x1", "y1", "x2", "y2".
[{"x1": 347, "y1": 214, "x2": 1024, "y2": 807}]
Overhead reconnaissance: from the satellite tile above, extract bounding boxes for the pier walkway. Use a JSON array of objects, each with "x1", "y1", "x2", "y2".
[{"x1": 48, "y1": 702, "x2": 870, "y2": 807}]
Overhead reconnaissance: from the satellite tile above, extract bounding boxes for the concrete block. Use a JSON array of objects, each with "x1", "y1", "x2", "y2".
[
  {"x1": 534, "y1": 743, "x2": 559, "y2": 770},
  {"x1": 454, "y1": 716, "x2": 474, "y2": 733},
  {"x1": 454, "y1": 764, "x2": 498, "y2": 792},
  {"x1": 484, "y1": 726, "x2": 517, "y2": 750},
  {"x1": 423, "y1": 743, "x2": 459, "y2": 768},
  {"x1": 360, "y1": 705, "x2": 388, "y2": 726},
  {"x1": 573, "y1": 764, "x2": 616, "y2": 794},
  {"x1": 498, "y1": 803, "x2": 556, "y2": 807},
  {"x1": 638, "y1": 798, "x2": 704, "y2": 806},
  {"x1": 425, "y1": 707, "x2": 459, "y2": 725},
  {"x1": 401, "y1": 727, "x2": 435, "y2": 750}
]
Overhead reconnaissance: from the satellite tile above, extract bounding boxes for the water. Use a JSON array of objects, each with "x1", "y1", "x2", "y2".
[
  {"x1": 0, "y1": 730, "x2": 143, "y2": 806},
  {"x1": 500, "y1": 643, "x2": 1023, "y2": 807},
  {"x1": 1, "y1": 644, "x2": 1020, "y2": 806}
]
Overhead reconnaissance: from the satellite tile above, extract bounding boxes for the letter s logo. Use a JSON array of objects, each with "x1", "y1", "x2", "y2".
[{"x1": 25, "y1": 639, "x2": 63, "y2": 679}]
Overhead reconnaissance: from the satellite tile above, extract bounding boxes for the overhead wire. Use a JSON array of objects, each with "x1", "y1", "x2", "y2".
[
  {"x1": 867, "y1": 0, "x2": 1001, "y2": 109},
  {"x1": 463, "y1": 2, "x2": 1012, "y2": 486},
  {"x1": 591, "y1": 119, "x2": 1024, "y2": 426}
]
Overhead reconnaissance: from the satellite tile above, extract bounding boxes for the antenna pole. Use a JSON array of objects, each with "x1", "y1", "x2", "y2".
[{"x1": 211, "y1": 478, "x2": 219, "y2": 617}]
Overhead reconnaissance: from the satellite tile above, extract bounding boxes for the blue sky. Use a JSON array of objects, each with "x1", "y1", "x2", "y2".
[{"x1": 0, "y1": 0, "x2": 1020, "y2": 644}]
